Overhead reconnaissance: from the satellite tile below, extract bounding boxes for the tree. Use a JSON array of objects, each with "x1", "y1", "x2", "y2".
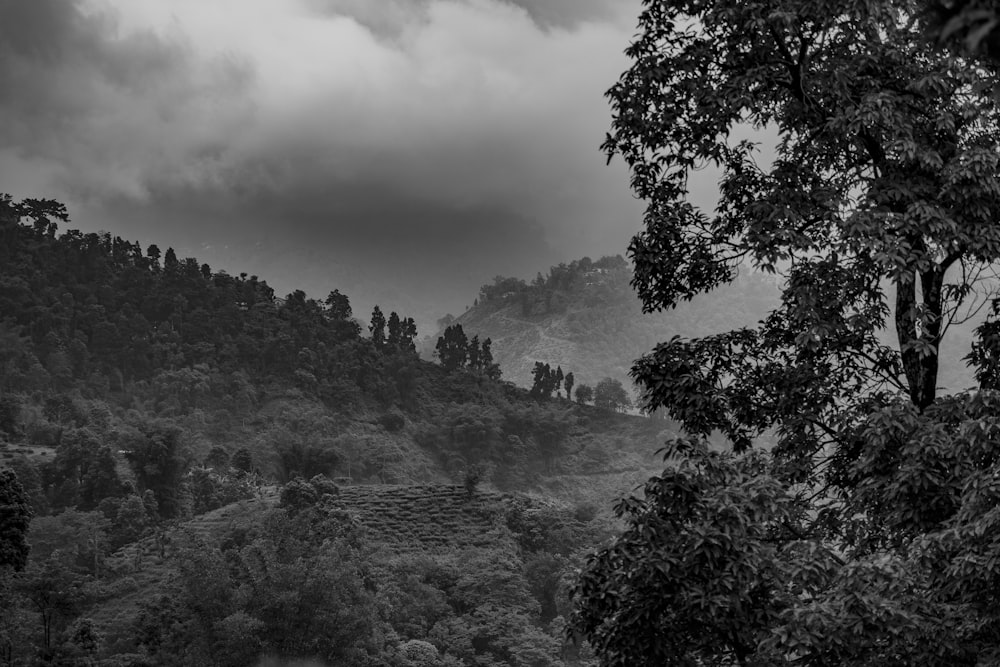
[
  {"x1": 0, "y1": 393, "x2": 20, "y2": 438},
  {"x1": 387, "y1": 311, "x2": 402, "y2": 348},
  {"x1": 0, "y1": 470, "x2": 32, "y2": 571},
  {"x1": 592, "y1": 378, "x2": 631, "y2": 413},
  {"x1": 573, "y1": 441, "x2": 826, "y2": 666},
  {"x1": 231, "y1": 447, "x2": 254, "y2": 475},
  {"x1": 436, "y1": 324, "x2": 469, "y2": 371},
  {"x1": 401, "y1": 317, "x2": 418, "y2": 353},
  {"x1": 574, "y1": 384, "x2": 593, "y2": 405},
  {"x1": 121, "y1": 422, "x2": 190, "y2": 518},
  {"x1": 324, "y1": 289, "x2": 352, "y2": 320},
  {"x1": 480, "y1": 338, "x2": 502, "y2": 380},
  {"x1": 563, "y1": 372, "x2": 574, "y2": 402},
  {"x1": 19, "y1": 554, "x2": 85, "y2": 654},
  {"x1": 163, "y1": 247, "x2": 178, "y2": 272},
  {"x1": 608, "y1": 0, "x2": 1000, "y2": 415},
  {"x1": 146, "y1": 244, "x2": 161, "y2": 270},
  {"x1": 572, "y1": 0, "x2": 1000, "y2": 663},
  {"x1": 530, "y1": 363, "x2": 555, "y2": 399},
  {"x1": 204, "y1": 445, "x2": 230, "y2": 470},
  {"x1": 468, "y1": 335, "x2": 482, "y2": 370},
  {"x1": 369, "y1": 306, "x2": 386, "y2": 349}
]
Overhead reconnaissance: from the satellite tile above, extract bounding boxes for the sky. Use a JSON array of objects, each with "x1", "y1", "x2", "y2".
[{"x1": 0, "y1": 0, "x2": 673, "y2": 332}]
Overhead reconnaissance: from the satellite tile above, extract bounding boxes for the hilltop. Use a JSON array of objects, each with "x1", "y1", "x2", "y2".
[
  {"x1": 429, "y1": 254, "x2": 982, "y2": 397},
  {"x1": 423, "y1": 255, "x2": 781, "y2": 392}
]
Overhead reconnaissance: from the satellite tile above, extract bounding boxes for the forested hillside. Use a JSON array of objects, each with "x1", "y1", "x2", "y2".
[
  {"x1": 426, "y1": 255, "x2": 781, "y2": 391},
  {"x1": 0, "y1": 195, "x2": 670, "y2": 666},
  {"x1": 435, "y1": 254, "x2": 980, "y2": 395}
]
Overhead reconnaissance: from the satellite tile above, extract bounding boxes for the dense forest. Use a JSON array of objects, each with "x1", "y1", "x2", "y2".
[{"x1": 0, "y1": 194, "x2": 671, "y2": 666}]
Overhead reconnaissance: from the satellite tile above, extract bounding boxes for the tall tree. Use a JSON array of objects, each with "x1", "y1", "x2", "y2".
[
  {"x1": 435, "y1": 324, "x2": 469, "y2": 371},
  {"x1": 163, "y1": 247, "x2": 179, "y2": 272},
  {"x1": 468, "y1": 335, "x2": 482, "y2": 370},
  {"x1": 572, "y1": 0, "x2": 1000, "y2": 664},
  {"x1": 121, "y1": 422, "x2": 190, "y2": 518},
  {"x1": 324, "y1": 289, "x2": 352, "y2": 320},
  {"x1": 481, "y1": 337, "x2": 501, "y2": 380},
  {"x1": 0, "y1": 470, "x2": 32, "y2": 571},
  {"x1": 608, "y1": 0, "x2": 1000, "y2": 417},
  {"x1": 369, "y1": 306, "x2": 386, "y2": 350},
  {"x1": 401, "y1": 317, "x2": 418, "y2": 353},
  {"x1": 592, "y1": 378, "x2": 631, "y2": 413},
  {"x1": 530, "y1": 362, "x2": 556, "y2": 399},
  {"x1": 386, "y1": 311, "x2": 402, "y2": 348}
]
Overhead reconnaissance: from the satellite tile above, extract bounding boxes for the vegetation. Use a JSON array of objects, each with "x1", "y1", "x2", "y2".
[
  {"x1": 435, "y1": 324, "x2": 500, "y2": 379},
  {"x1": 0, "y1": 193, "x2": 672, "y2": 665},
  {"x1": 571, "y1": 0, "x2": 1000, "y2": 664},
  {"x1": 591, "y1": 379, "x2": 631, "y2": 414},
  {"x1": 432, "y1": 252, "x2": 794, "y2": 392}
]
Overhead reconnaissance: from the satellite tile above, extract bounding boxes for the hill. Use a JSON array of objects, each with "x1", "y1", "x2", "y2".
[
  {"x1": 428, "y1": 254, "x2": 982, "y2": 398},
  {"x1": 423, "y1": 255, "x2": 782, "y2": 393},
  {"x1": 0, "y1": 194, "x2": 668, "y2": 666},
  {"x1": 29, "y1": 477, "x2": 613, "y2": 666}
]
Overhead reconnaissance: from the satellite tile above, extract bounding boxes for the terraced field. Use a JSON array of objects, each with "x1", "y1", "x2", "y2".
[
  {"x1": 332, "y1": 484, "x2": 520, "y2": 552},
  {"x1": 92, "y1": 484, "x2": 529, "y2": 631}
]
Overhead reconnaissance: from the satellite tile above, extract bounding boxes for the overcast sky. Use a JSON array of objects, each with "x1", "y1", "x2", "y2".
[{"x1": 0, "y1": 0, "x2": 675, "y2": 331}]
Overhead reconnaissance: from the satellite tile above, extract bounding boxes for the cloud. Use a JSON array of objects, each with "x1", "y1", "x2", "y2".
[
  {"x1": 0, "y1": 0, "x2": 254, "y2": 200},
  {"x1": 499, "y1": 0, "x2": 625, "y2": 29},
  {"x1": 0, "y1": 0, "x2": 645, "y2": 323}
]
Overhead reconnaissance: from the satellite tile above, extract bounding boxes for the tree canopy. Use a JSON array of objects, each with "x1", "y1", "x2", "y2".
[
  {"x1": 571, "y1": 0, "x2": 1000, "y2": 664},
  {"x1": 592, "y1": 378, "x2": 631, "y2": 413},
  {"x1": 0, "y1": 470, "x2": 33, "y2": 571}
]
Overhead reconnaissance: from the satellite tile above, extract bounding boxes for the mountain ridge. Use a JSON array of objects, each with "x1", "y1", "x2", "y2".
[{"x1": 424, "y1": 255, "x2": 782, "y2": 394}]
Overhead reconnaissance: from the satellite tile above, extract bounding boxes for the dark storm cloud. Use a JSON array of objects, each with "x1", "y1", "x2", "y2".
[
  {"x1": 0, "y1": 0, "x2": 646, "y2": 323},
  {"x1": 93, "y1": 180, "x2": 555, "y2": 332},
  {"x1": 0, "y1": 0, "x2": 253, "y2": 200}
]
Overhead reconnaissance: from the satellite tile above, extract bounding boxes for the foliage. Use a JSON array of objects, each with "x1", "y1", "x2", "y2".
[
  {"x1": 188, "y1": 467, "x2": 257, "y2": 515},
  {"x1": 231, "y1": 447, "x2": 254, "y2": 474},
  {"x1": 563, "y1": 373, "x2": 575, "y2": 403},
  {"x1": 571, "y1": 0, "x2": 1000, "y2": 664},
  {"x1": 324, "y1": 288, "x2": 353, "y2": 321},
  {"x1": 278, "y1": 477, "x2": 319, "y2": 511},
  {"x1": 437, "y1": 324, "x2": 470, "y2": 371},
  {"x1": 0, "y1": 192, "x2": 671, "y2": 665},
  {"x1": 436, "y1": 324, "x2": 501, "y2": 378},
  {"x1": 120, "y1": 422, "x2": 190, "y2": 519},
  {"x1": 444, "y1": 251, "x2": 785, "y2": 393},
  {"x1": 370, "y1": 305, "x2": 387, "y2": 349},
  {"x1": 922, "y1": 0, "x2": 1000, "y2": 60},
  {"x1": 0, "y1": 470, "x2": 33, "y2": 571},
  {"x1": 530, "y1": 363, "x2": 565, "y2": 399},
  {"x1": 592, "y1": 378, "x2": 631, "y2": 413}
]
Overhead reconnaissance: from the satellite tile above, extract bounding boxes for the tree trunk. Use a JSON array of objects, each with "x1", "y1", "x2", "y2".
[{"x1": 895, "y1": 267, "x2": 943, "y2": 411}]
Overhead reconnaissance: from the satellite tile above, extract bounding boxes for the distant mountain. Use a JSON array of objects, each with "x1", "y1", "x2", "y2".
[{"x1": 422, "y1": 255, "x2": 783, "y2": 396}]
